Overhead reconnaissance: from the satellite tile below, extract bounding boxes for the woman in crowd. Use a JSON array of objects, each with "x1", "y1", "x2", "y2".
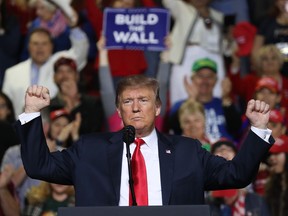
[
  {"x1": 46, "y1": 108, "x2": 81, "y2": 150},
  {"x1": 178, "y1": 99, "x2": 211, "y2": 151},
  {"x1": 252, "y1": 0, "x2": 288, "y2": 77},
  {"x1": 229, "y1": 44, "x2": 288, "y2": 127},
  {"x1": 0, "y1": 91, "x2": 16, "y2": 124},
  {"x1": 265, "y1": 134, "x2": 288, "y2": 216}
]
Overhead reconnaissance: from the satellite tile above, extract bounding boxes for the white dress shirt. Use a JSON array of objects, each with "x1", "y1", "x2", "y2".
[{"x1": 119, "y1": 128, "x2": 162, "y2": 206}]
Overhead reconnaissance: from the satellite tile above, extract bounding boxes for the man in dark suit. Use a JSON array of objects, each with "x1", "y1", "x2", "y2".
[{"x1": 17, "y1": 75, "x2": 273, "y2": 206}]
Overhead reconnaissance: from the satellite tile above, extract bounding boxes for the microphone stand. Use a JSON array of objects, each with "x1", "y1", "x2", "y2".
[{"x1": 126, "y1": 142, "x2": 137, "y2": 206}]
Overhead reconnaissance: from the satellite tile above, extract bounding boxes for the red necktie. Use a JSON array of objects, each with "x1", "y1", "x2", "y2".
[{"x1": 129, "y1": 138, "x2": 148, "y2": 206}]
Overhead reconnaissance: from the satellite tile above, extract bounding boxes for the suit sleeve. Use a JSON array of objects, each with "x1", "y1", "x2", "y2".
[
  {"x1": 204, "y1": 130, "x2": 273, "y2": 190},
  {"x1": 16, "y1": 117, "x2": 75, "y2": 185}
]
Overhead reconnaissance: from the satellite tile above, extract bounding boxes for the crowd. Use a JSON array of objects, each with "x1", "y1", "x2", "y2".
[{"x1": 0, "y1": 0, "x2": 287, "y2": 215}]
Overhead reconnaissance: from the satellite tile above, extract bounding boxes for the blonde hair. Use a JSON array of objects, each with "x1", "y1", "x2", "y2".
[
  {"x1": 178, "y1": 100, "x2": 205, "y2": 128},
  {"x1": 254, "y1": 45, "x2": 284, "y2": 70},
  {"x1": 26, "y1": 181, "x2": 75, "y2": 205},
  {"x1": 29, "y1": 0, "x2": 57, "y2": 12}
]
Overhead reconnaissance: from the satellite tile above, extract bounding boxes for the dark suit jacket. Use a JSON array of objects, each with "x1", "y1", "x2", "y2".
[{"x1": 17, "y1": 117, "x2": 273, "y2": 206}]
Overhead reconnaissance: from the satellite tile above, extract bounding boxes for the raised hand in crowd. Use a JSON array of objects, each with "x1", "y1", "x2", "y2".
[
  {"x1": 56, "y1": 112, "x2": 82, "y2": 143},
  {"x1": 183, "y1": 75, "x2": 198, "y2": 102}
]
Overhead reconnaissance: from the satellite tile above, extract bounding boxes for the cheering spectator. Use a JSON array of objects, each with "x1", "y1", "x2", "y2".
[
  {"x1": 252, "y1": 0, "x2": 288, "y2": 77},
  {"x1": 207, "y1": 139, "x2": 271, "y2": 216},
  {"x1": 162, "y1": 0, "x2": 225, "y2": 107},
  {"x1": 169, "y1": 58, "x2": 242, "y2": 143},
  {"x1": 2, "y1": 4, "x2": 88, "y2": 118},
  {"x1": 20, "y1": 0, "x2": 71, "y2": 60},
  {"x1": 46, "y1": 108, "x2": 81, "y2": 149},
  {"x1": 49, "y1": 57, "x2": 104, "y2": 134},
  {"x1": 265, "y1": 134, "x2": 288, "y2": 216},
  {"x1": 178, "y1": 99, "x2": 211, "y2": 151}
]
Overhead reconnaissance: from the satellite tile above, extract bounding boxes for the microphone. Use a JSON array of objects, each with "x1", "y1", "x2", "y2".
[
  {"x1": 123, "y1": 125, "x2": 137, "y2": 206},
  {"x1": 123, "y1": 125, "x2": 135, "y2": 145}
]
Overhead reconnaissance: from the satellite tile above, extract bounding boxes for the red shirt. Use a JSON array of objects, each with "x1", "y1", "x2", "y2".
[{"x1": 108, "y1": 50, "x2": 147, "y2": 76}]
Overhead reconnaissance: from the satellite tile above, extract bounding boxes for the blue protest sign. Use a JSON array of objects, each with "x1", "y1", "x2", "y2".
[{"x1": 103, "y1": 8, "x2": 170, "y2": 51}]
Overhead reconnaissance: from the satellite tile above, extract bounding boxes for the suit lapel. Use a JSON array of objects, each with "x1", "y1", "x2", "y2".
[
  {"x1": 107, "y1": 130, "x2": 175, "y2": 205},
  {"x1": 157, "y1": 131, "x2": 174, "y2": 205},
  {"x1": 108, "y1": 131, "x2": 124, "y2": 203}
]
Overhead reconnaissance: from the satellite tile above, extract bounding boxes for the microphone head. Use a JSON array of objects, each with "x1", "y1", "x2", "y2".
[{"x1": 123, "y1": 125, "x2": 135, "y2": 144}]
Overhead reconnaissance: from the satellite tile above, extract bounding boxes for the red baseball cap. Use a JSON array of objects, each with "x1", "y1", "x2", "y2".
[
  {"x1": 255, "y1": 77, "x2": 280, "y2": 93},
  {"x1": 211, "y1": 189, "x2": 238, "y2": 198},
  {"x1": 269, "y1": 109, "x2": 284, "y2": 123},
  {"x1": 50, "y1": 109, "x2": 70, "y2": 121},
  {"x1": 232, "y1": 22, "x2": 257, "y2": 57},
  {"x1": 269, "y1": 135, "x2": 288, "y2": 153}
]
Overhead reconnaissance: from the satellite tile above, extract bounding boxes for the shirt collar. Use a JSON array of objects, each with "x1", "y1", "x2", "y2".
[{"x1": 139, "y1": 128, "x2": 157, "y2": 151}]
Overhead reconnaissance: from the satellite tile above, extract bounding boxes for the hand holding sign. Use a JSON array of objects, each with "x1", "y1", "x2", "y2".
[{"x1": 103, "y1": 8, "x2": 170, "y2": 50}]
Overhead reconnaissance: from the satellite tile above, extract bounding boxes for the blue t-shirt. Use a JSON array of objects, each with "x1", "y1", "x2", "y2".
[{"x1": 170, "y1": 98, "x2": 232, "y2": 143}]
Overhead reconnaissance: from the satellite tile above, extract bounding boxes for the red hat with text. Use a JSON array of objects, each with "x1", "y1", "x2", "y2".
[
  {"x1": 270, "y1": 135, "x2": 288, "y2": 153},
  {"x1": 232, "y1": 21, "x2": 257, "y2": 57},
  {"x1": 255, "y1": 77, "x2": 280, "y2": 93}
]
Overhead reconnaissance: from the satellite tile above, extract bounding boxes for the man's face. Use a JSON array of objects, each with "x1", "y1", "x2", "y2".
[
  {"x1": 29, "y1": 32, "x2": 53, "y2": 66},
  {"x1": 117, "y1": 87, "x2": 161, "y2": 137},
  {"x1": 192, "y1": 69, "x2": 217, "y2": 97}
]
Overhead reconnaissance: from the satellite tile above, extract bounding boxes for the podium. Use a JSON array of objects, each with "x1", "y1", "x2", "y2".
[{"x1": 58, "y1": 205, "x2": 210, "y2": 216}]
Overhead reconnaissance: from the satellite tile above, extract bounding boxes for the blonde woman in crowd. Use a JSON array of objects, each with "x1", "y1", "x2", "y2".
[{"x1": 178, "y1": 99, "x2": 211, "y2": 151}]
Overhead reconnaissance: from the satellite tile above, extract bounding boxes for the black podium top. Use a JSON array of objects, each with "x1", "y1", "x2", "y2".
[{"x1": 58, "y1": 205, "x2": 210, "y2": 216}]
